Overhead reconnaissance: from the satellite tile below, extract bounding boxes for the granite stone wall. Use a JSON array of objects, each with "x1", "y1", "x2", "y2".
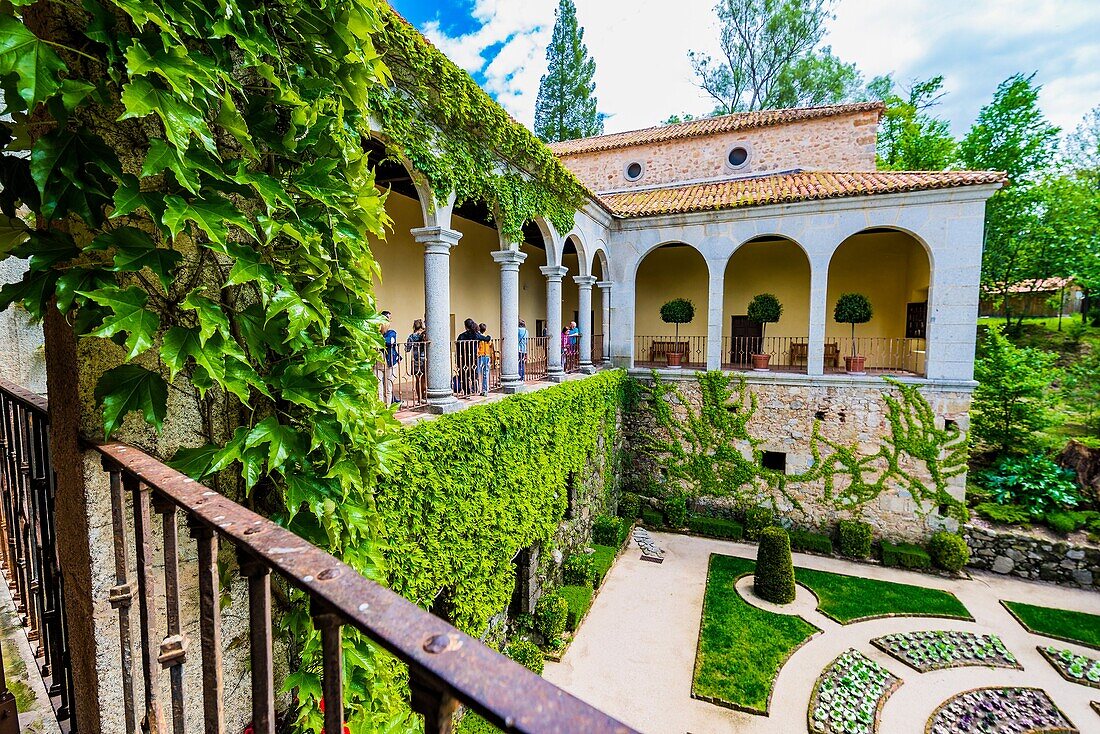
[
  {"x1": 964, "y1": 525, "x2": 1100, "y2": 590},
  {"x1": 624, "y1": 374, "x2": 973, "y2": 542}
]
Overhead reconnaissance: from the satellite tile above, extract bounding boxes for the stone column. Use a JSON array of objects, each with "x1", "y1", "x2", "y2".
[
  {"x1": 597, "y1": 280, "x2": 613, "y2": 365},
  {"x1": 492, "y1": 249, "x2": 527, "y2": 393},
  {"x1": 574, "y1": 275, "x2": 597, "y2": 373},
  {"x1": 706, "y1": 263, "x2": 724, "y2": 371},
  {"x1": 412, "y1": 226, "x2": 462, "y2": 413},
  {"x1": 807, "y1": 261, "x2": 829, "y2": 376},
  {"x1": 541, "y1": 265, "x2": 567, "y2": 381}
]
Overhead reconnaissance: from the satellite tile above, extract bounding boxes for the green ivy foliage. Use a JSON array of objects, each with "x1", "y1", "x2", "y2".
[
  {"x1": 375, "y1": 371, "x2": 623, "y2": 636},
  {"x1": 627, "y1": 372, "x2": 968, "y2": 522}
]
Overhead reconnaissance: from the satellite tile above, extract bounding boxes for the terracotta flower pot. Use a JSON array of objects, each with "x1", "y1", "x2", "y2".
[
  {"x1": 666, "y1": 352, "x2": 683, "y2": 368},
  {"x1": 845, "y1": 355, "x2": 867, "y2": 374},
  {"x1": 751, "y1": 353, "x2": 771, "y2": 371}
]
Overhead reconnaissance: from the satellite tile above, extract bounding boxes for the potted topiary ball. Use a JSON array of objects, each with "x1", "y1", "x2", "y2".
[
  {"x1": 746, "y1": 293, "x2": 783, "y2": 371},
  {"x1": 833, "y1": 293, "x2": 873, "y2": 374},
  {"x1": 660, "y1": 298, "x2": 695, "y2": 368}
]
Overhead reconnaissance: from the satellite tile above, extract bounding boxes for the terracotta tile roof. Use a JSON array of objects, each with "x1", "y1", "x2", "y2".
[
  {"x1": 599, "y1": 170, "x2": 1006, "y2": 217},
  {"x1": 548, "y1": 103, "x2": 885, "y2": 156}
]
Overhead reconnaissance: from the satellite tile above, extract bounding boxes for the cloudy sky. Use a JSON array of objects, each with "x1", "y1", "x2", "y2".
[{"x1": 389, "y1": 0, "x2": 1100, "y2": 139}]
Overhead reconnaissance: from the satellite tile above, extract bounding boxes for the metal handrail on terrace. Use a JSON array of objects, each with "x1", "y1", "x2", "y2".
[{"x1": 94, "y1": 441, "x2": 636, "y2": 733}]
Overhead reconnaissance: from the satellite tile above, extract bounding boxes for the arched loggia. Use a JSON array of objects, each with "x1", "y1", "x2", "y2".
[{"x1": 633, "y1": 242, "x2": 709, "y2": 369}]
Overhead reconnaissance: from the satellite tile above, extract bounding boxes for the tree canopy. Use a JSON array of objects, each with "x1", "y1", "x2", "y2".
[
  {"x1": 872, "y1": 75, "x2": 957, "y2": 171},
  {"x1": 534, "y1": 0, "x2": 604, "y2": 142}
]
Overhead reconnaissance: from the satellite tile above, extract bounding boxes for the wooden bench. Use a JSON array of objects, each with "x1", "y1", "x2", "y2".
[
  {"x1": 649, "y1": 340, "x2": 691, "y2": 363},
  {"x1": 788, "y1": 342, "x2": 841, "y2": 367}
]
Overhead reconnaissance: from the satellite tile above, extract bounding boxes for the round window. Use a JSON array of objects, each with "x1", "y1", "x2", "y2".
[
  {"x1": 727, "y1": 146, "x2": 749, "y2": 168},
  {"x1": 625, "y1": 161, "x2": 644, "y2": 181}
]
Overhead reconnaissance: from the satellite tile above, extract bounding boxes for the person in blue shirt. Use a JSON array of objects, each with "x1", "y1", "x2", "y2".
[
  {"x1": 518, "y1": 318, "x2": 529, "y2": 380},
  {"x1": 377, "y1": 311, "x2": 401, "y2": 406}
]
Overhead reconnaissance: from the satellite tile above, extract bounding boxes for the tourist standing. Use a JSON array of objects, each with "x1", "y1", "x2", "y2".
[
  {"x1": 518, "y1": 318, "x2": 529, "y2": 380},
  {"x1": 405, "y1": 318, "x2": 427, "y2": 403},
  {"x1": 376, "y1": 311, "x2": 401, "y2": 406},
  {"x1": 477, "y1": 322, "x2": 493, "y2": 396},
  {"x1": 456, "y1": 318, "x2": 489, "y2": 397}
]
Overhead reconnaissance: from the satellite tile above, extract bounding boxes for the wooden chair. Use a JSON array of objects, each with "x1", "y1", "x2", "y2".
[{"x1": 787, "y1": 342, "x2": 841, "y2": 367}]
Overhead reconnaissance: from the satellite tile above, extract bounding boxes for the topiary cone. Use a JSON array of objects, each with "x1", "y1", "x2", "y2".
[{"x1": 754, "y1": 527, "x2": 796, "y2": 604}]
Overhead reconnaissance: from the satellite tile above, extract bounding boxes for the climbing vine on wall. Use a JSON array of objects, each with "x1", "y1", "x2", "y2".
[
  {"x1": 375, "y1": 370, "x2": 623, "y2": 636},
  {"x1": 627, "y1": 372, "x2": 968, "y2": 522}
]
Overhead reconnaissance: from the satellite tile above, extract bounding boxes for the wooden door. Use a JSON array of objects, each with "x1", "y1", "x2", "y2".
[{"x1": 729, "y1": 315, "x2": 762, "y2": 365}]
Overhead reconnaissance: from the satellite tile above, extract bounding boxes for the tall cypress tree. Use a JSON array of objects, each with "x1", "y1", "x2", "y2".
[{"x1": 535, "y1": 0, "x2": 604, "y2": 142}]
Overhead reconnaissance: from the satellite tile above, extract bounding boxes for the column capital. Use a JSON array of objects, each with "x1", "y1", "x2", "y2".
[
  {"x1": 573, "y1": 275, "x2": 598, "y2": 288},
  {"x1": 491, "y1": 249, "x2": 527, "y2": 270},
  {"x1": 411, "y1": 226, "x2": 462, "y2": 251},
  {"x1": 540, "y1": 265, "x2": 569, "y2": 281},
  {"x1": 596, "y1": 280, "x2": 613, "y2": 291}
]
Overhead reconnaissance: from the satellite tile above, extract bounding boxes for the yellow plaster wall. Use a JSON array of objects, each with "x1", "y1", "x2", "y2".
[
  {"x1": 722, "y1": 239, "x2": 810, "y2": 339},
  {"x1": 634, "y1": 245, "x2": 710, "y2": 338},
  {"x1": 371, "y1": 193, "x2": 549, "y2": 342},
  {"x1": 826, "y1": 232, "x2": 929, "y2": 339}
]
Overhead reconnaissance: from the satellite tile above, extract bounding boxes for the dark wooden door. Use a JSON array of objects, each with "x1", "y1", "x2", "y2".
[
  {"x1": 906, "y1": 302, "x2": 928, "y2": 339},
  {"x1": 729, "y1": 316, "x2": 762, "y2": 365}
]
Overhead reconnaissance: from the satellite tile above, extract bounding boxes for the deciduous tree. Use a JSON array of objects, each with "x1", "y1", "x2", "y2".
[{"x1": 872, "y1": 75, "x2": 957, "y2": 170}]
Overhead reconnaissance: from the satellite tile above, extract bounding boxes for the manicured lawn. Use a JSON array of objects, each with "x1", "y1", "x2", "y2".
[
  {"x1": 1002, "y1": 600, "x2": 1100, "y2": 650},
  {"x1": 693, "y1": 554, "x2": 819, "y2": 714},
  {"x1": 795, "y1": 567, "x2": 971, "y2": 623},
  {"x1": 559, "y1": 584, "x2": 594, "y2": 631}
]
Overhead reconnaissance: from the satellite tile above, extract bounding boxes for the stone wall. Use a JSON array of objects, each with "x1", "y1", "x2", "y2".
[
  {"x1": 0, "y1": 259, "x2": 46, "y2": 393},
  {"x1": 559, "y1": 110, "x2": 879, "y2": 192},
  {"x1": 624, "y1": 373, "x2": 972, "y2": 542},
  {"x1": 964, "y1": 525, "x2": 1100, "y2": 590}
]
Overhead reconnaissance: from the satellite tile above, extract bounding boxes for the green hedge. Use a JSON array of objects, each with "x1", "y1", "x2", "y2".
[
  {"x1": 563, "y1": 554, "x2": 597, "y2": 586},
  {"x1": 927, "y1": 531, "x2": 969, "y2": 572},
  {"x1": 592, "y1": 515, "x2": 620, "y2": 546},
  {"x1": 837, "y1": 520, "x2": 873, "y2": 558},
  {"x1": 688, "y1": 515, "x2": 745, "y2": 540},
  {"x1": 754, "y1": 528, "x2": 796, "y2": 604},
  {"x1": 788, "y1": 529, "x2": 833, "y2": 555},
  {"x1": 616, "y1": 517, "x2": 632, "y2": 547},
  {"x1": 881, "y1": 541, "x2": 931, "y2": 570},
  {"x1": 619, "y1": 492, "x2": 642, "y2": 520},
  {"x1": 535, "y1": 591, "x2": 567, "y2": 640},
  {"x1": 591, "y1": 545, "x2": 617, "y2": 588},
  {"x1": 505, "y1": 638, "x2": 544, "y2": 674},
  {"x1": 641, "y1": 507, "x2": 665, "y2": 528},
  {"x1": 375, "y1": 371, "x2": 623, "y2": 635},
  {"x1": 559, "y1": 585, "x2": 594, "y2": 631}
]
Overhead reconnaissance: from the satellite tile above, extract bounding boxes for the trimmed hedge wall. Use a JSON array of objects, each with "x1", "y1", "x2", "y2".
[
  {"x1": 788, "y1": 529, "x2": 833, "y2": 555},
  {"x1": 837, "y1": 520, "x2": 873, "y2": 558},
  {"x1": 688, "y1": 515, "x2": 745, "y2": 540},
  {"x1": 881, "y1": 541, "x2": 931, "y2": 570},
  {"x1": 559, "y1": 585, "x2": 594, "y2": 631}
]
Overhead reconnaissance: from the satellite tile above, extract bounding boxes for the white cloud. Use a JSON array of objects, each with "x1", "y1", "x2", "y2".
[{"x1": 420, "y1": 0, "x2": 1100, "y2": 137}]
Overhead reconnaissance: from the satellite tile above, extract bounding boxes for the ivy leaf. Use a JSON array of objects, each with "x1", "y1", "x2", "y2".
[
  {"x1": 112, "y1": 175, "x2": 168, "y2": 224},
  {"x1": 167, "y1": 443, "x2": 220, "y2": 479},
  {"x1": 91, "y1": 226, "x2": 181, "y2": 292},
  {"x1": 268, "y1": 288, "x2": 326, "y2": 340},
  {"x1": 141, "y1": 138, "x2": 200, "y2": 193},
  {"x1": 217, "y1": 93, "x2": 257, "y2": 158},
  {"x1": 225, "y1": 256, "x2": 277, "y2": 290},
  {"x1": 78, "y1": 285, "x2": 160, "y2": 358},
  {"x1": 10, "y1": 228, "x2": 78, "y2": 272},
  {"x1": 54, "y1": 267, "x2": 114, "y2": 313},
  {"x1": 59, "y1": 78, "x2": 95, "y2": 110},
  {"x1": 93, "y1": 364, "x2": 167, "y2": 438},
  {"x1": 0, "y1": 15, "x2": 66, "y2": 108},
  {"x1": 236, "y1": 303, "x2": 285, "y2": 359},
  {"x1": 162, "y1": 194, "x2": 253, "y2": 245},
  {"x1": 123, "y1": 41, "x2": 221, "y2": 101},
  {"x1": 245, "y1": 416, "x2": 299, "y2": 474},
  {"x1": 119, "y1": 77, "x2": 215, "y2": 152},
  {"x1": 0, "y1": 215, "x2": 28, "y2": 255},
  {"x1": 0, "y1": 268, "x2": 57, "y2": 321},
  {"x1": 181, "y1": 289, "x2": 230, "y2": 344},
  {"x1": 159, "y1": 325, "x2": 201, "y2": 381},
  {"x1": 30, "y1": 129, "x2": 121, "y2": 225}
]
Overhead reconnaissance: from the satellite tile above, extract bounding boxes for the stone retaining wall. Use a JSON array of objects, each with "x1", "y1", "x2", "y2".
[{"x1": 964, "y1": 525, "x2": 1099, "y2": 590}]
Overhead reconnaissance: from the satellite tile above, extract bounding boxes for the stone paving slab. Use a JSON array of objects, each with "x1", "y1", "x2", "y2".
[{"x1": 543, "y1": 531, "x2": 1100, "y2": 734}]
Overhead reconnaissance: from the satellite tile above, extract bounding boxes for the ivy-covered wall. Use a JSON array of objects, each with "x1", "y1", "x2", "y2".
[
  {"x1": 376, "y1": 371, "x2": 624, "y2": 638},
  {"x1": 623, "y1": 372, "x2": 971, "y2": 541}
]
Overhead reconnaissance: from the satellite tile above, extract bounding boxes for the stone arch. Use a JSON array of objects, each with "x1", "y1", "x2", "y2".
[
  {"x1": 831, "y1": 223, "x2": 937, "y2": 273},
  {"x1": 631, "y1": 239, "x2": 708, "y2": 282},
  {"x1": 633, "y1": 241, "x2": 709, "y2": 369}
]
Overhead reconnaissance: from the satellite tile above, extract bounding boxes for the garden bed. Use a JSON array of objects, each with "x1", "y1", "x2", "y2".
[
  {"x1": 692, "y1": 554, "x2": 820, "y2": 715},
  {"x1": 871, "y1": 631, "x2": 1019, "y2": 672},
  {"x1": 1001, "y1": 600, "x2": 1100, "y2": 650},
  {"x1": 795, "y1": 567, "x2": 972, "y2": 624},
  {"x1": 1039, "y1": 645, "x2": 1100, "y2": 689},
  {"x1": 924, "y1": 687, "x2": 1078, "y2": 734},
  {"x1": 808, "y1": 649, "x2": 900, "y2": 734}
]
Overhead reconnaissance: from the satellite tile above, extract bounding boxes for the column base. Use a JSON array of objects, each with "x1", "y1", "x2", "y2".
[
  {"x1": 426, "y1": 395, "x2": 462, "y2": 414},
  {"x1": 500, "y1": 379, "x2": 526, "y2": 394},
  {"x1": 580, "y1": 364, "x2": 597, "y2": 375},
  {"x1": 546, "y1": 370, "x2": 567, "y2": 383}
]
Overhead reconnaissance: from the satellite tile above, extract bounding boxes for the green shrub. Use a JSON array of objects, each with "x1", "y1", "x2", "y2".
[
  {"x1": 559, "y1": 585, "x2": 594, "y2": 631},
  {"x1": 618, "y1": 492, "x2": 642, "y2": 520},
  {"x1": 974, "y1": 501, "x2": 1033, "y2": 525},
  {"x1": 881, "y1": 541, "x2": 931, "y2": 570},
  {"x1": 979, "y1": 455, "x2": 1079, "y2": 516},
  {"x1": 641, "y1": 506, "x2": 664, "y2": 528},
  {"x1": 788, "y1": 529, "x2": 833, "y2": 555},
  {"x1": 590, "y1": 545, "x2": 617, "y2": 587},
  {"x1": 754, "y1": 527, "x2": 796, "y2": 604},
  {"x1": 534, "y1": 591, "x2": 567, "y2": 641},
  {"x1": 927, "y1": 531, "x2": 969, "y2": 572},
  {"x1": 837, "y1": 520, "x2": 873, "y2": 558},
  {"x1": 743, "y1": 507, "x2": 774, "y2": 541},
  {"x1": 616, "y1": 516, "x2": 632, "y2": 546},
  {"x1": 592, "y1": 515, "x2": 620, "y2": 546},
  {"x1": 505, "y1": 638, "x2": 544, "y2": 674},
  {"x1": 456, "y1": 714, "x2": 496, "y2": 734},
  {"x1": 562, "y1": 554, "x2": 597, "y2": 587},
  {"x1": 662, "y1": 492, "x2": 690, "y2": 527},
  {"x1": 1045, "y1": 511, "x2": 1078, "y2": 535},
  {"x1": 687, "y1": 515, "x2": 744, "y2": 540}
]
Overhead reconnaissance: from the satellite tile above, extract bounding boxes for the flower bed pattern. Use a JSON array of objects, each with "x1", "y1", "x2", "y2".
[
  {"x1": 1039, "y1": 646, "x2": 1100, "y2": 689},
  {"x1": 872, "y1": 631, "x2": 1019, "y2": 672},
  {"x1": 925, "y1": 687, "x2": 1077, "y2": 734},
  {"x1": 808, "y1": 649, "x2": 901, "y2": 734}
]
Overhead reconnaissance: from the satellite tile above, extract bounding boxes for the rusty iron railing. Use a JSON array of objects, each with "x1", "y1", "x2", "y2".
[
  {"x1": 0, "y1": 379, "x2": 74, "y2": 732},
  {"x1": 95, "y1": 438, "x2": 638, "y2": 734}
]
